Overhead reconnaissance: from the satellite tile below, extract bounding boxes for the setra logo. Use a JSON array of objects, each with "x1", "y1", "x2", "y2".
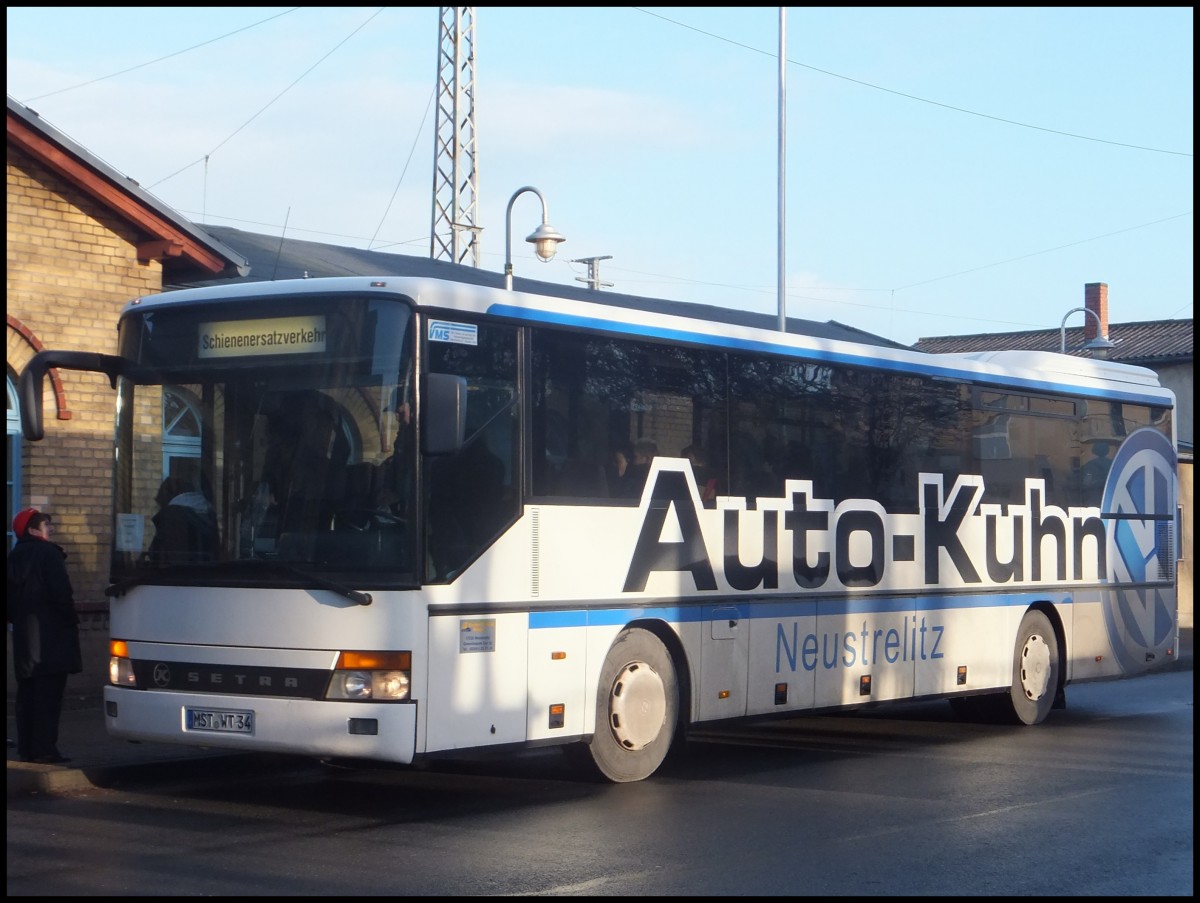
[
  {"x1": 152, "y1": 662, "x2": 172, "y2": 688},
  {"x1": 1100, "y1": 428, "x2": 1177, "y2": 672}
]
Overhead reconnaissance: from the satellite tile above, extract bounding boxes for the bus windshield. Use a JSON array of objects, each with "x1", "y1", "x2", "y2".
[{"x1": 110, "y1": 293, "x2": 417, "y2": 587}]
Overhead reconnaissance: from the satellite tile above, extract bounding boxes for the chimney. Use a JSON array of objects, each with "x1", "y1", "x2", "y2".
[{"x1": 1084, "y1": 282, "x2": 1108, "y2": 341}]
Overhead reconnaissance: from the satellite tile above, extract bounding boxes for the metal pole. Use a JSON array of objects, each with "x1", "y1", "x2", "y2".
[
  {"x1": 505, "y1": 186, "x2": 545, "y2": 291},
  {"x1": 777, "y1": 7, "x2": 787, "y2": 332},
  {"x1": 1065, "y1": 309, "x2": 1094, "y2": 355},
  {"x1": 1060, "y1": 306, "x2": 1102, "y2": 353}
]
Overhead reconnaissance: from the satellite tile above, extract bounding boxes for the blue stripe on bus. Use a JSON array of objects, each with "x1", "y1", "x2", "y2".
[
  {"x1": 528, "y1": 593, "x2": 1071, "y2": 629},
  {"x1": 487, "y1": 304, "x2": 1169, "y2": 407},
  {"x1": 529, "y1": 607, "x2": 694, "y2": 629}
]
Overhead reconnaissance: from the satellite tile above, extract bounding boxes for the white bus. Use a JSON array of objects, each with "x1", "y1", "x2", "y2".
[{"x1": 20, "y1": 276, "x2": 1180, "y2": 782}]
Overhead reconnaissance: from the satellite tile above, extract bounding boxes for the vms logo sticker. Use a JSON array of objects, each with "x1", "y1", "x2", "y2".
[
  {"x1": 428, "y1": 320, "x2": 479, "y2": 346},
  {"x1": 1101, "y1": 428, "x2": 1177, "y2": 672}
]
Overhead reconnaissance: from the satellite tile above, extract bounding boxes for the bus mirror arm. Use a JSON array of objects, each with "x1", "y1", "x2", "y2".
[{"x1": 19, "y1": 350, "x2": 126, "y2": 441}]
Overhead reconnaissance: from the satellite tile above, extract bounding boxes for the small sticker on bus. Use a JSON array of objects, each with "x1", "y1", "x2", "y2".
[
  {"x1": 459, "y1": 619, "x2": 496, "y2": 653},
  {"x1": 428, "y1": 320, "x2": 478, "y2": 346}
]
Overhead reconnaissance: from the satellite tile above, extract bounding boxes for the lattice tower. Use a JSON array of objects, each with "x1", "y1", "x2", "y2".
[{"x1": 430, "y1": 7, "x2": 480, "y2": 266}]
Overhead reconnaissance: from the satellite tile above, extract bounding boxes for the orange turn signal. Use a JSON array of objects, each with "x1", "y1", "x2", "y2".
[{"x1": 336, "y1": 651, "x2": 411, "y2": 670}]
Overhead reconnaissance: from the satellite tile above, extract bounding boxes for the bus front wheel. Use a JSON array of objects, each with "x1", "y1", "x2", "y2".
[
  {"x1": 1008, "y1": 609, "x2": 1060, "y2": 725},
  {"x1": 575, "y1": 627, "x2": 679, "y2": 783}
]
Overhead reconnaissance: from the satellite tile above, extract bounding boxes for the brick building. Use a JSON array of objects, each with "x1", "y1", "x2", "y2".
[{"x1": 7, "y1": 97, "x2": 246, "y2": 697}]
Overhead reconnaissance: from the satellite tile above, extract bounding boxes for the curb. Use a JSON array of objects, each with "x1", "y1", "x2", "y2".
[
  {"x1": 6, "y1": 751, "x2": 294, "y2": 799},
  {"x1": 7, "y1": 759, "x2": 102, "y2": 798}
]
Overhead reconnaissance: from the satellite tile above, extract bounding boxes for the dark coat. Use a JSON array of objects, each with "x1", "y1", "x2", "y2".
[
  {"x1": 6, "y1": 536, "x2": 82, "y2": 678},
  {"x1": 148, "y1": 502, "x2": 218, "y2": 563}
]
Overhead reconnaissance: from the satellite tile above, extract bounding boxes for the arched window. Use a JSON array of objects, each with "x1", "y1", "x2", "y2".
[
  {"x1": 162, "y1": 386, "x2": 202, "y2": 482},
  {"x1": 8, "y1": 371, "x2": 23, "y2": 548}
]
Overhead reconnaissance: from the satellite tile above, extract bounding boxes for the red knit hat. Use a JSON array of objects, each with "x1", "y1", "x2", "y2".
[{"x1": 12, "y1": 507, "x2": 39, "y2": 539}]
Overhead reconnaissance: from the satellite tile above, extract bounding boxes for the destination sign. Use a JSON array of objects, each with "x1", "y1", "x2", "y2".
[{"x1": 197, "y1": 315, "x2": 327, "y2": 358}]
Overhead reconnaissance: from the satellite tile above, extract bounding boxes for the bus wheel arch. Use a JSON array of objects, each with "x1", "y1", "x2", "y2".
[
  {"x1": 626, "y1": 617, "x2": 691, "y2": 739},
  {"x1": 1008, "y1": 606, "x2": 1063, "y2": 725},
  {"x1": 574, "y1": 622, "x2": 687, "y2": 783}
]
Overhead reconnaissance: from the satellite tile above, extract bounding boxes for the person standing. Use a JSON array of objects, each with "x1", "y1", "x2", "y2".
[
  {"x1": 1079, "y1": 440, "x2": 1114, "y2": 501},
  {"x1": 7, "y1": 508, "x2": 81, "y2": 764}
]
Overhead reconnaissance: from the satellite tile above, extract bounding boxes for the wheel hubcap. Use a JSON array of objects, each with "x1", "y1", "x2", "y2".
[
  {"x1": 1019, "y1": 632, "x2": 1052, "y2": 701},
  {"x1": 608, "y1": 661, "x2": 666, "y2": 751}
]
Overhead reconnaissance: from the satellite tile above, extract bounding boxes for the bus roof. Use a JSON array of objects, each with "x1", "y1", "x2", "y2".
[{"x1": 127, "y1": 275, "x2": 1173, "y2": 408}]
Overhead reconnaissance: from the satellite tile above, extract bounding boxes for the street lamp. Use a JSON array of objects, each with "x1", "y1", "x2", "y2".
[
  {"x1": 1059, "y1": 306, "x2": 1116, "y2": 359},
  {"x1": 504, "y1": 186, "x2": 566, "y2": 290}
]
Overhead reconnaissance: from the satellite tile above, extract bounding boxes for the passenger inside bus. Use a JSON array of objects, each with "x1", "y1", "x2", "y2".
[
  {"x1": 612, "y1": 439, "x2": 657, "y2": 499},
  {"x1": 609, "y1": 443, "x2": 634, "y2": 491},
  {"x1": 682, "y1": 443, "x2": 719, "y2": 505},
  {"x1": 240, "y1": 391, "x2": 352, "y2": 561},
  {"x1": 147, "y1": 475, "x2": 218, "y2": 564}
]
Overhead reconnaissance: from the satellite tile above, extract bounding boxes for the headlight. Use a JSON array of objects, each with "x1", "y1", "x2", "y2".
[
  {"x1": 376, "y1": 670, "x2": 410, "y2": 698},
  {"x1": 325, "y1": 651, "x2": 411, "y2": 701},
  {"x1": 342, "y1": 671, "x2": 373, "y2": 698}
]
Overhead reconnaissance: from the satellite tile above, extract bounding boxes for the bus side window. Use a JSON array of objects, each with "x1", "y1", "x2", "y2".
[{"x1": 551, "y1": 458, "x2": 609, "y2": 497}]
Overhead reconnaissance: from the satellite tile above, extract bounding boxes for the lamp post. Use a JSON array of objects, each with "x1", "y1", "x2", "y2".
[
  {"x1": 504, "y1": 186, "x2": 566, "y2": 291},
  {"x1": 1059, "y1": 306, "x2": 1116, "y2": 358}
]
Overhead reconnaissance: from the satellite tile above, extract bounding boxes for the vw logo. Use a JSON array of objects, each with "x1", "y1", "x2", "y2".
[
  {"x1": 1100, "y1": 428, "x2": 1177, "y2": 672},
  {"x1": 152, "y1": 662, "x2": 172, "y2": 688}
]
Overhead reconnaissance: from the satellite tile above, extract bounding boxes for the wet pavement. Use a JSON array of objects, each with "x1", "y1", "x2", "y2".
[
  {"x1": 8, "y1": 628, "x2": 1192, "y2": 798},
  {"x1": 6, "y1": 690, "x2": 269, "y2": 797}
]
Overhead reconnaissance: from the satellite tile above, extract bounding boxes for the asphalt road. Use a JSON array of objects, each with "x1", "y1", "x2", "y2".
[{"x1": 7, "y1": 668, "x2": 1193, "y2": 896}]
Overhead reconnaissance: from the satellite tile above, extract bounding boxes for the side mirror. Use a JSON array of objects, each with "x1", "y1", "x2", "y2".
[
  {"x1": 422, "y1": 372, "x2": 467, "y2": 455},
  {"x1": 19, "y1": 350, "x2": 125, "y2": 441}
]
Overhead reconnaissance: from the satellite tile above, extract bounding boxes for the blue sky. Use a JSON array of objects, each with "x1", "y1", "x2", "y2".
[{"x1": 6, "y1": 7, "x2": 1193, "y2": 345}]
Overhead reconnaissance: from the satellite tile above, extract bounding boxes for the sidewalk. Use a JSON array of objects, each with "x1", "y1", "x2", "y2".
[
  {"x1": 8, "y1": 628, "x2": 1192, "y2": 799},
  {"x1": 6, "y1": 691, "x2": 260, "y2": 798}
]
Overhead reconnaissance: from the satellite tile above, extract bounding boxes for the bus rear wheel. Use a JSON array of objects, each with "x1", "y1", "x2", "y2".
[
  {"x1": 574, "y1": 627, "x2": 679, "y2": 783},
  {"x1": 1008, "y1": 609, "x2": 1060, "y2": 725}
]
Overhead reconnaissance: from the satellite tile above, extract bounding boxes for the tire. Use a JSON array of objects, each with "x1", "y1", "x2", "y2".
[
  {"x1": 574, "y1": 627, "x2": 679, "y2": 783},
  {"x1": 1007, "y1": 610, "x2": 1060, "y2": 725}
]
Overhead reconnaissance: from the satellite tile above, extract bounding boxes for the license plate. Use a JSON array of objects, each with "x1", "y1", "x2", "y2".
[{"x1": 186, "y1": 707, "x2": 255, "y2": 734}]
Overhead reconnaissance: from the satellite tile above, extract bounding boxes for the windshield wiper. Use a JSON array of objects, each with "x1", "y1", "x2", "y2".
[{"x1": 226, "y1": 559, "x2": 373, "y2": 605}]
